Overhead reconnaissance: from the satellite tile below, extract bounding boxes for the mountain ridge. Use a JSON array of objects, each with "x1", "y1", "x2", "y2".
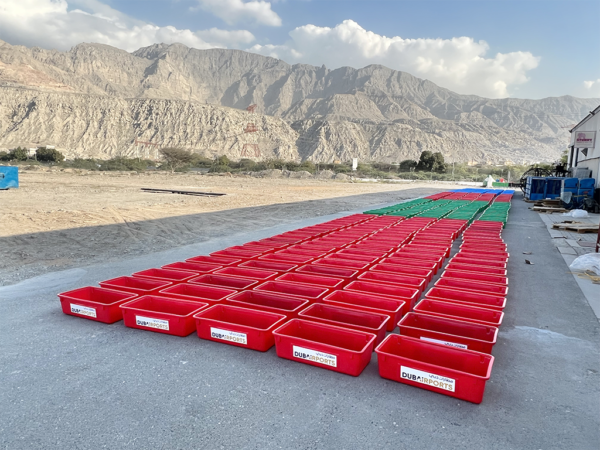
[{"x1": 0, "y1": 39, "x2": 597, "y2": 164}]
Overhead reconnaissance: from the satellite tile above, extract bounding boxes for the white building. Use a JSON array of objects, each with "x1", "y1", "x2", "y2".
[{"x1": 568, "y1": 104, "x2": 600, "y2": 189}]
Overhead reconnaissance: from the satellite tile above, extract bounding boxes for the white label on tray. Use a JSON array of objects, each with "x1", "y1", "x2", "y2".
[
  {"x1": 401, "y1": 366, "x2": 455, "y2": 392},
  {"x1": 420, "y1": 337, "x2": 468, "y2": 349},
  {"x1": 136, "y1": 316, "x2": 169, "y2": 331},
  {"x1": 70, "y1": 304, "x2": 97, "y2": 318},
  {"x1": 211, "y1": 328, "x2": 247, "y2": 345},
  {"x1": 293, "y1": 346, "x2": 337, "y2": 367}
]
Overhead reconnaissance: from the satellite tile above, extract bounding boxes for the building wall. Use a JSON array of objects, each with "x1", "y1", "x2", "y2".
[{"x1": 570, "y1": 110, "x2": 600, "y2": 188}]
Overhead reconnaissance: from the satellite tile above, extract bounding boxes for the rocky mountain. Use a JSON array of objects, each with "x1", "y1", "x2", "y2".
[{"x1": 0, "y1": 39, "x2": 597, "y2": 164}]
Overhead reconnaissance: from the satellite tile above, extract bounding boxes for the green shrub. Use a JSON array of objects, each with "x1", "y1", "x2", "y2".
[
  {"x1": 4, "y1": 147, "x2": 29, "y2": 161},
  {"x1": 209, "y1": 165, "x2": 231, "y2": 173},
  {"x1": 159, "y1": 147, "x2": 194, "y2": 172},
  {"x1": 63, "y1": 158, "x2": 99, "y2": 170},
  {"x1": 190, "y1": 155, "x2": 215, "y2": 168},
  {"x1": 100, "y1": 157, "x2": 150, "y2": 172},
  {"x1": 36, "y1": 147, "x2": 64, "y2": 162},
  {"x1": 213, "y1": 155, "x2": 231, "y2": 167},
  {"x1": 237, "y1": 158, "x2": 258, "y2": 170}
]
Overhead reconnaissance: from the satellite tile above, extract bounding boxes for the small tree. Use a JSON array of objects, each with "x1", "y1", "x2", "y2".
[
  {"x1": 399, "y1": 159, "x2": 418, "y2": 171},
  {"x1": 10, "y1": 147, "x2": 29, "y2": 161},
  {"x1": 159, "y1": 147, "x2": 194, "y2": 172},
  {"x1": 36, "y1": 147, "x2": 65, "y2": 163},
  {"x1": 431, "y1": 152, "x2": 447, "y2": 173},
  {"x1": 416, "y1": 151, "x2": 446, "y2": 173}
]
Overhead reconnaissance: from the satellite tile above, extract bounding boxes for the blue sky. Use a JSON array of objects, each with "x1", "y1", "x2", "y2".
[{"x1": 1, "y1": 0, "x2": 599, "y2": 99}]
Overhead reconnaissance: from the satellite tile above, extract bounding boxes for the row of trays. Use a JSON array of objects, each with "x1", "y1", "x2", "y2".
[
  {"x1": 58, "y1": 211, "x2": 510, "y2": 403},
  {"x1": 398, "y1": 219, "x2": 509, "y2": 403}
]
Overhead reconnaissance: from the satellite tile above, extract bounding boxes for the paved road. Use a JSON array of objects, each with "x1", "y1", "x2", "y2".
[{"x1": 1, "y1": 192, "x2": 599, "y2": 449}]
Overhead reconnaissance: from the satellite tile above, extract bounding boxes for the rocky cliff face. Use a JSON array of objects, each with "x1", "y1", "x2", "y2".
[
  {"x1": 0, "y1": 39, "x2": 597, "y2": 163},
  {"x1": 0, "y1": 88, "x2": 300, "y2": 160}
]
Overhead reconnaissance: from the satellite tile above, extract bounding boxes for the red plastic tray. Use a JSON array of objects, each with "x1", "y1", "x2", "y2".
[
  {"x1": 241, "y1": 243, "x2": 276, "y2": 253},
  {"x1": 280, "y1": 249, "x2": 327, "y2": 259},
  {"x1": 194, "y1": 304, "x2": 287, "y2": 352},
  {"x1": 99, "y1": 276, "x2": 172, "y2": 295},
  {"x1": 259, "y1": 252, "x2": 314, "y2": 264},
  {"x1": 254, "y1": 281, "x2": 329, "y2": 302},
  {"x1": 457, "y1": 250, "x2": 509, "y2": 261},
  {"x1": 403, "y1": 244, "x2": 451, "y2": 258},
  {"x1": 461, "y1": 239, "x2": 505, "y2": 246},
  {"x1": 298, "y1": 303, "x2": 388, "y2": 345},
  {"x1": 344, "y1": 280, "x2": 419, "y2": 311},
  {"x1": 336, "y1": 248, "x2": 387, "y2": 258},
  {"x1": 434, "y1": 278, "x2": 508, "y2": 297},
  {"x1": 214, "y1": 266, "x2": 279, "y2": 281},
  {"x1": 132, "y1": 268, "x2": 198, "y2": 283},
  {"x1": 288, "y1": 244, "x2": 335, "y2": 253},
  {"x1": 383, "y1": 257, "x2": 439, "y2": 274},
  {"x1": 425, "y1": 287, "x2": 506, "y2": 310},
  {"x1": 449, "y1": 256, "x2": 507, "y2": 269},
  {"x1": 295, "y1": 264, "x2": 359, "y2": 279},
  {"x1": 462, "y1": 233, "x2": 502, "y2": 240},
  {"x1": 162, "y1": 261, "x2": 222, "y2": 273},
  {"x1": 189, "y1": 274, "x2": 259, "y2": 291},
  {"x1": 393, "y1": 248, "x2": 447, "y2": 260},
  {"x1": 388, "y1": 252, "x2": 444, "y2": 267},
  {"x1": 357, "y1": 271, "x2": 427, "y2": 295},
  {"x1": 238, "y1": 260, "x2": 298, "y2": 272},
  {"x1": 158, "y1": 283, "x2": 236, "y2": 304},
  {"x1": 441, "y1": 269, "x2": 508, "y2": 286},
  {"x1": 120, "y1": 295, "x2": 208, "y2": 336},
  {"x1": 186, "y1": 255, "x2": 241, "y2": 266},
  {"x1": 375, "y1": 334, "x2": 494, "y2": 403},
  {"x1": 369, "y1": 263, "x2": 433, "y2": 284},
  {"x1": 461, "y1": 241, "x2": 507, "y2": 249},
  {"x1": 332, "y1": 251, "x2": 381, "y2": 263},
  {"x1": 275, "y1": 272, "x2": 345, "y2": 289},
  {"x1": 348, "y1": 243, "x2": 397, "y2": 253},
  {"x1": 313, "y1": 256, "x2": 371, "y2": 270},
  {"x1": 414, "y1": 299, "x2": 504, "y2": 327},
  {"x1": 258, "y1": 237, "x2": 296, "y2": 247},
  {"x1": 445, "y1": 263, "x2": 507, "y2": 276},
  {"x1": 323, "y1": 290, "x2": 406, "y2": 331},
  {"x1": 273, "y1": 319, "x2": 376, "y2": 376},
  {"x1": 210, "y1": 248, "x2": 262, "y2": 260},
  {"x1": 58, "y1": 286, "x2": 136, "y2": 323},
  {"x1": 398, "y1": 313, "x2": 498, "y2": 353},
  {"x1": 226, "y1": 290, "x2": 309, "y2": 319}
]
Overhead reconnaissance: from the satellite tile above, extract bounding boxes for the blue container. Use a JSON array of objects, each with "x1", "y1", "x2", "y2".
[
  {"x1": 562, "y1": 178, "x2": 578, "y2": 189},
  {"x1": 0, "y1": 166, "x2": 19, "y2": 189},
  {"x1": 578, "y1": 188, "x2": 593, "y2": 198},
  {"x1": 526, "y1": 177, "x2": 546, "y2": 200},
  {"x1": 545, "y1": 178, "x2": 563, "y2": 199},
  {"x1": 579, "y1": 178, "x2": 595, "y2": 189}
]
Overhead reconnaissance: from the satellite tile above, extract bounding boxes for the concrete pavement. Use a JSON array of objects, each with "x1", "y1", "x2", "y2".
[{"x1": 1, "y1": 192, "x2": 599, "y2": 449}]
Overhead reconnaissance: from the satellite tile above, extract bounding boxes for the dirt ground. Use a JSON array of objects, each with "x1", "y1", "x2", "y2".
[{"x1": 0, "y1": 170, "x2": 444, "y2": 286}]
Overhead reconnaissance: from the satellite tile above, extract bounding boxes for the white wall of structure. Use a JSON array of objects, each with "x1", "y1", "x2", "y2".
[{"x1": 570, "y1": 105, "x2": 600, "y2": 188}]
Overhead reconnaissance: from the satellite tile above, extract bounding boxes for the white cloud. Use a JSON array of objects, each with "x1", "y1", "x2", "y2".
[
  {"x1": 249, "y1": 20, "x2": 540, "y2": 98},
  {"x1": 584, "y1": 79, "x2": 600, "y2": 90},
  {"x1": 192, "y1": 0, "x2": 281, "y2": 26},
  {"x1": 0, "y1": 0, "x2": 255, "y2": 52}
]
